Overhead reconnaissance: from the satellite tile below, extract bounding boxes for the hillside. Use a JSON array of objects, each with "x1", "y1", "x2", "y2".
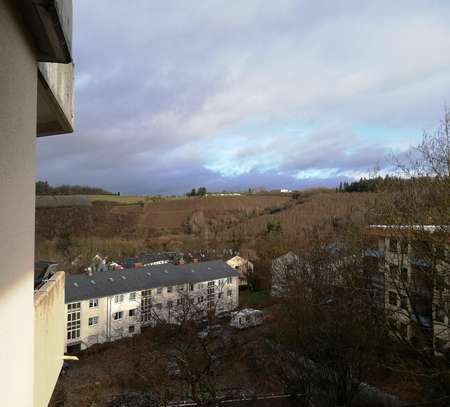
[
  {"x1": 36, "y1": 195, "x2": 291, "y2": 237},
  {"x1": 35, "y1": 194, "x2": 292, "y2": 267}
]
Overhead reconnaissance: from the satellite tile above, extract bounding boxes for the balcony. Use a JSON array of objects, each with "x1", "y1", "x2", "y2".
[{"x1": 34, "y1": 271, "x2": 65, "y2": 407}]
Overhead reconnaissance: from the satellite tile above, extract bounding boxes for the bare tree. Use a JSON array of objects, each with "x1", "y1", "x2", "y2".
[
  {"x1": 253, "y1": 230, "x2": 383, "y2": 407},
  {"x1": 367, "y1": 110, "x2": 450, "y2": 403}
]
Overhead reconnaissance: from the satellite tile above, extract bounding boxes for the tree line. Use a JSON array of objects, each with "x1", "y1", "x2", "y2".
[
  {"x1": 337, "y1": 175, "x2": 422, "y2": 193},
  {"x1": 36, "y1": 180, "x2": 112, "y2": 195},
  {"x1": 186, "y1": 187, "x2": 207, "y2": 197}
]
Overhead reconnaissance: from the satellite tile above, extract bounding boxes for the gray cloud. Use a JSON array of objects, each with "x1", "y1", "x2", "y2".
[{"x1": 37, "y1": 0, "x2": 450, "y2": 193}]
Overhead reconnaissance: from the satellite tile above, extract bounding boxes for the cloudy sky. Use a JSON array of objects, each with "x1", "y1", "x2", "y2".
[{"x1": 37, "y1": 0, "x2": 450, "y2": 194}]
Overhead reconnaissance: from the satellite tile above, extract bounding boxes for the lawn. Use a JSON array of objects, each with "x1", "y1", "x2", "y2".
[{"x1": 238, "y1": 289, "x2": 273, "y2": 308}]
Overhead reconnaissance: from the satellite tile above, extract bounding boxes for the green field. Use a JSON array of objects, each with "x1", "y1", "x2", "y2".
[{"x1": 36, "y1": 194, "x2": 185, "y2": 208}]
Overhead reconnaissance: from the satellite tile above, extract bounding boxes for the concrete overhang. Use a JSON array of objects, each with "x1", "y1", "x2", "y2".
[
  {"x1": 16, "y1": 0, "x2": 73, "y2": 63},
  {"x1": 37, "y1": 61, "x2": 74, "y2": 136}
]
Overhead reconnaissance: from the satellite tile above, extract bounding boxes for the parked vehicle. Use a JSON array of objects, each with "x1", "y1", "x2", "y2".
[{"x1": 230, "y1": 308, "x2": 263, "y2": 329}]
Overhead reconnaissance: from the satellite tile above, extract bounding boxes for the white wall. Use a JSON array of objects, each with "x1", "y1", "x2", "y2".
[
  {"x1": 0, "y1": 2, "x2": 38, "y2": 405},
  {"x1": 34, "y1": 272, "x2": 65, "y2": 407},
  {"x1": 66, "y1": 276, "x2": 239, "y2": 350}
]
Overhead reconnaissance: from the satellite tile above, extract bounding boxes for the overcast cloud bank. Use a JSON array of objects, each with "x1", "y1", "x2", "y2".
[{"x1": 37, "y1": 0, "x2": 450, "y2": 194}]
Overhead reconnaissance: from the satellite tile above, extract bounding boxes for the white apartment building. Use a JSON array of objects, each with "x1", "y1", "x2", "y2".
[{"x1": 65, "y1": 260, "x2": 240, "y2": 351}]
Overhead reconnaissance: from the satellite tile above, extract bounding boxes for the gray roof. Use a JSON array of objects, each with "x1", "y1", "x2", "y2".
[{"x1": 65, "y1": 260, "x2": 239, "y2": 303}]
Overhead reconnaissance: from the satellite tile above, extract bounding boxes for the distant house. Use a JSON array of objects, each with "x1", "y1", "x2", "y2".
[
  {"x1": 280, "y1": 188, "x2": 292, "y2": 193},
  {"x1": 271, "y1": 252, "x2": 301, "y2": 297},
  {"x1": 117, "y1": 252, "x2": 183, "y2": 269},
  {"x1": 226, "y1": 256, "x2": 254, "y2": 287}
]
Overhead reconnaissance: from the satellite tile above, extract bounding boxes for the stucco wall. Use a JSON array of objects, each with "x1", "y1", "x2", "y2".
[
  {"x1": 34, "y1": 272, "x2": 65, "y2": 407},
  {"x1": 226, "y1": 257, "x2": 253, "y2": 286},
  {"x1": 0, "y1": 1, "x2": 38, "y2": 405},
  {"x1": 66, "y1": 276, "x2": 239, "y2": 351}
]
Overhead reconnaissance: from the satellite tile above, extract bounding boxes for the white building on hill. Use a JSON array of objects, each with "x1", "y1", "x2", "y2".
[
  {"x1": 226, "y1": 255, "x2": 254, "y2": 287},
  {"x1": 65, "y1": 260, "x2": 240, "y2": 352}
]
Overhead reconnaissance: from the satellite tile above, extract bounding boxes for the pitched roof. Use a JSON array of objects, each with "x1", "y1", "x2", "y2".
[
  {"x1": 118, "y1": 251, "x2": 183, "y2": 268},
  {"x1": 65, "y1": 260, "x2": 239, "y2": 303}
]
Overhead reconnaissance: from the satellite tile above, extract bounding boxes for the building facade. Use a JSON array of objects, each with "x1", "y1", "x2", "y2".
[
  {"x1": 65, "y1": 260, "x2": 240, "y2": 351},
  {"x1": 368, "y1": 225, "x2": 449, "y2": 351},
  {"x1": 271, "y1": 252, "x2": 301, "y2": 297},
  {"x1": 0, "y1": 1, "x2": 74, "y2": 405},
  {"x1": 226, "y1": 256, "x2": 254, "y2": 287}
]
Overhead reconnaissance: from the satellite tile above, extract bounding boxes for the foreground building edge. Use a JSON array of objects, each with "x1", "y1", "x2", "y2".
[{"x1": 0, "y1": 1, "x2": 74, "y2": 405}]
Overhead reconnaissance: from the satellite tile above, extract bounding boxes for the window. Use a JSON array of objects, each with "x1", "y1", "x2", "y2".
[
  {"x1": 197, "y1": 283, "x2": 204, "y2": 290},
  {"x1": 178, "y1": 284, "x2": 184, "y2": 292},
  {"x1": 400, "y1": 268, "x2": 408, "y2": 282},
  {"x1": 68, "y1": 302, "x2": 80, "y2": 311},
  {"x1": 189, "y1": 283, "x2": 194, "y2": 291},
  {"x1": 114, "y1": 294, "x2": 124, "y2": 303},
  {"x1": 227, "y1": 277, "x2": 232, "y2": 284},
  {"x1": 198, "y1": 296, "x2": 204, "y2": 303},
  {"x1": 388, "y1": 291, "x2": 398, "y2": 306},
  {"x1": 88, "y1": 316, "x2": 98, "y2": 326},
  {"x1": 129, "y1": 309, "x2": 137, "y2": 317},
  {"x1": 89, "y1": 298, "x2": 98, "y2": 308},
  {"x1": 207, "y1": 292, "x2": 214, "y2": 308},
  {"x1": 67, "y1": 303, "x2": 81, "y2": 341},
  {"x1": 167, "y1": 300, "x2": 173, "y2": 309},
  {"x1": 218, "y1": 292, "x2": 223, "y2": 299},
  {"x1": 113, "y1": 311, "x2": 123, "y2": 320},
  {"x1": 436, "y1": 305, "x2": 446, "y2": 323},
  {"x1": 142, "y1": 289, "x2": 152, "y2": 297},
  {"x1": 67, "y1": 329, "x2": 80, "y2": 340},
  {"x1": 400, "y1": 295, "x2": 408, "y2": 310},
  {"x1": 167, "y1": 286, "x2": 173, "y2": 293},
  {"x1": 129, "y1": 325, "x2": 135, "y2": 333},
  {"x1": 157, "y1": 287, "x2": 162, "y2": 294},
  {"x1": 435, "y1": 245, "x2": 446, "y2": 260},
  {"x1": 129, "y1": 292, "x2": 136, "y2": 301},
  {"x1": 177, "y1": 298, "x2": 184, "y2": 306},
  {"x1": 400, "y1": 241, "x2": 408, "y2": 254},
  {"x1": 389, "y1": 264, "x2": 399, "y2": 275},
  {"x1": 390, "y1": 239, "x2": 398, "y2": 252},
  {"x1": 399, "y1": 323, "x2": 408, "y2": 338},
  {"x1": 227, "y1": 289, "x2": 232, "y2": 297}
]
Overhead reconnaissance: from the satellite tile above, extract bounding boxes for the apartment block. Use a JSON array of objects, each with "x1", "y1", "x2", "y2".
[
  {"x1": 65, "y1": 260, "x2": 240, "y2": 352},
  {"x1": 368, "y1": 225, "x2": 449, "y2": 351}
]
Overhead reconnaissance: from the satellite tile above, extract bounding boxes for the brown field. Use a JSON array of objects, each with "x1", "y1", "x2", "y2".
[
  {"x1": 35, "y1": 194, "x2": 292, "y2": 266},
  {"x1": 35, "y1": 191, "x2": 379, "y2": 273},
  {"x1": 36, "y1": 195, "x2": 291, "y2": 238}
]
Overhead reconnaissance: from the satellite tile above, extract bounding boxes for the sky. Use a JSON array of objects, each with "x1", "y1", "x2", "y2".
[{"x1": 37, "y1": 0, "x2": 450, "y2": 195}]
